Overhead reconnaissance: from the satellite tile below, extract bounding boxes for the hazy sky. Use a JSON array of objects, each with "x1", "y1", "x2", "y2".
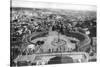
[{"x1": 12, "y1": 0, "x2": 96, "y2": 11}]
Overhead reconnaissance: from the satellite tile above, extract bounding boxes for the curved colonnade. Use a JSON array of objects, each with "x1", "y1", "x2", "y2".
[{"x1": 26, "y1": 30, "x2": 91, "y2": 52}]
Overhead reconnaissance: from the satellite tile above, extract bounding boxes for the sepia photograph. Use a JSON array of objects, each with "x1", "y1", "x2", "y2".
[{"x1": 10, "y1": 0, "x2": 97, "y2": 66}]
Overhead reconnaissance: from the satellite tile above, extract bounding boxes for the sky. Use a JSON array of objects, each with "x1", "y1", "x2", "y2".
[{"x1": 11, "y1": 0, "x2": 96, "y2": 11}]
